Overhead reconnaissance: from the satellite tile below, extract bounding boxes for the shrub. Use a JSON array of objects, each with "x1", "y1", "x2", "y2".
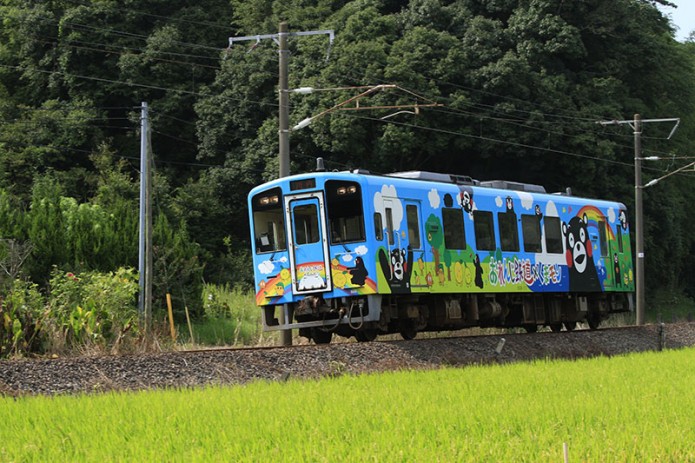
[
  {"x1": 199, "y1": 284, "x2": 262, "y2": 345},
  {"x1": 0, "y1": 280, "x2": 44, "y2": 357},
  {"x1": 45, "y1": 267, "x2": 140, "y2": 351}
]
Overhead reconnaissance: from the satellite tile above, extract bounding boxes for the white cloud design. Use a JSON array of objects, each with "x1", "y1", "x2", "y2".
[
  {"x1": 607, "y1": 207, "x2": 616, "y2": 224},
  {"x1": 258, "y1": 260, "x2": 275, "y2": 275},
  {"x1": 545, "y1": 200, "x2": 559, "y2": 217},
  {"x1": 341, "y1": 254, "x2": 354, "y2": 263},
  {"x1": 518, "y1": 192, "x2": 533, "y2": 210},
  {"x1": 428, "y1": 189, "x2": 440, "y2": 209},
  {"x1": 355, "y1": 245, "x2": 368, "y2": 256},
  {"x1": 373, "y1": 184, "x2": 404, "y2": 230},
  {"x1": 495, "y1": 196, "x2": 503, "y2": 208}
]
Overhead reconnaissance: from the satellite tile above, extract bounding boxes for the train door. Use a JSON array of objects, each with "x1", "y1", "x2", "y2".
[
  {"x1": 596, "y1": 219, "x2": 612, "y2": 289},
  {"x1": 285, "y1": 192, "x2": 332, "y2": 295},
  {"x1": 405, "y1": 201, "x2": 428, "y2": 290},
  {"x1": 381, "y1": 197, "x2": 424, "y2": 292}
]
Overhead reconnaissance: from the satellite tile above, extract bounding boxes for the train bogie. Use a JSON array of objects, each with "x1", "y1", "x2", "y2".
[{"x1": 249, "y1": 168, "x2": 634, "y2": 343}]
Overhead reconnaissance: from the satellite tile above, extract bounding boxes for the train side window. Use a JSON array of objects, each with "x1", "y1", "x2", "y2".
[
  {"x1": 521, "y1": 214, "x2": 542, "y2": 253},
  {"x1": 617, "y1": 226, "x2": 623, "y2": 253},
  {"x1": 374, "y1": 213, "x2": 383, "y2": 240},
  {"x1": 474, "y1": 211, "x2": 495, "y2": 251},
  {"x1": 442, "y1": 208, "x2": 466, "y2": 250},
  {"x1": 544, "y1": 216, "x2": 563, "y2": 254},
  {"x1": 406, "y1": 205, "x2": 421, "y2": 249},
  {"x1": 498, "y1": 212, "x2": 519, "y2": 252},
  {"x1": 385, "y1": 207, "x2": 395, "y2": 246},
  {"x1": 598, "y1": 220, "x2": 608, "y2": 257}
]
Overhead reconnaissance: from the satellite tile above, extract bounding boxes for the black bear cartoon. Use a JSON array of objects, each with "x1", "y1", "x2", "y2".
[
  {"x1": 562, "y1": 214, "x2": 602, "y2": 292},
  {"x1": 618, "y1": 209, "x2": 628, "y2": 230},
  {"x1": 348, "y1": 256, "x2": 368, "y2": 286},
  {"x1": 459, "y1": 186, "x2": 474, "y2": 215},
  {"x1": 473, "y1": 254, "x2": 484, "y2": 289},
  {"x1": 535, "y1": 204, "x2": 543, "y2": 220},
  {"x1": 613, "y1": 253, "x2": 622, "y2": 288},
  {"x1": 378, "y1": 247, "x2": 413, "y2": 293}
]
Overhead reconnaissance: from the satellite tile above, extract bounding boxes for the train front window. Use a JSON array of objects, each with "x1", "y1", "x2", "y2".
[
  {"x1": 326, "y1": 180, "x2": 365, "y2": 244},
  {"x1": 252, "y1": 188, "x2": 286, "y2": 253}
]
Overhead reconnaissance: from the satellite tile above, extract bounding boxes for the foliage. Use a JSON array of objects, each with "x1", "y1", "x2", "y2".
[
  {"x1": 0, "y1": 279, "x2": 44, "y2": 356},
  {"x1": 45, "y1": 267, "x2": 139, "y2": 351},
  {"x1": 0, "y1": 0, "x2": 694, "y2": 318},
  {"x1": 1, "y1": 348, "x2": 694, "y2": 460},
  {"x1": 198, "y1": 283, "x2": 262, "y2": 345}
]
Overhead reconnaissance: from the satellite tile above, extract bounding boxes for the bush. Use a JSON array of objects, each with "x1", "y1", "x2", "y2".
[
  {"x1": 45, "y1": 267, "x2": 140, "y2": 351},
  {"x1": 0, "y1": 280, "x2": 44, "y2": 357}
]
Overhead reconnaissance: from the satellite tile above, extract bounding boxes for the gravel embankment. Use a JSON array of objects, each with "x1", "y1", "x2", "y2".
[{"x1": 1, "y1": 323, "x2": 694, "y2": 396}]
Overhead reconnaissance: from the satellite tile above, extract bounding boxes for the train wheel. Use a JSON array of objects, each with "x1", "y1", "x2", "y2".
[
  {"x1": 523, "y1": 324, "x2": 538, "y2": 333},
  {"x1": 564, "y1": 321, "x2": 577, "y2": 332},
  {"x1": 399, "y1": 320, "x2": 418, "y2": 340},
  {"x1": 549, "y1": 323, "x2": 563, "y2": 333},
  {"x1": 355, "y1": 329, "x2": 378, "y2": 342},
  {"x1": 587, "y1": 312, "x2": 601, "y2": 330},
  {"x1": 311, "y1": 328, "x2": 333, "y2": 344}
]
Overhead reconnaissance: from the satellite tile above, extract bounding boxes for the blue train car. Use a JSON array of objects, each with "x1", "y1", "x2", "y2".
[{"x1": 248, "y1": 166, "x2": 634, "y2": 343}]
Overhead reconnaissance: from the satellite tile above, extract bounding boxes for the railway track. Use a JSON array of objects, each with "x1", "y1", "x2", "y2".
[{"x1": 1, "y1": 323, "x2": 694, "y2": 397}]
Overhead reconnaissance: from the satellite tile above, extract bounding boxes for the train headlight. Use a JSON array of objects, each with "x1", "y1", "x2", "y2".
[
  {"x1": 336, "y1": 186, "x2": 357, "y2": 195},
  {"x1": 259, "y1": 195, "x2": 279, "y2": 205}
]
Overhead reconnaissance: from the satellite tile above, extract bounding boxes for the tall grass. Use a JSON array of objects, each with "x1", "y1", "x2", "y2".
[
  {"x1": 2, "y1": 348, "x2": 693, "y2": 461},
  {"x1": 179, "y1": 284, "x2": 278, "y2": 347}
]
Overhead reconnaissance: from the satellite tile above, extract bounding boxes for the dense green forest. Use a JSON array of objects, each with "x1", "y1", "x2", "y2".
[{"x1": 1, "y1": 0, "x2": 694, "y2": 317}]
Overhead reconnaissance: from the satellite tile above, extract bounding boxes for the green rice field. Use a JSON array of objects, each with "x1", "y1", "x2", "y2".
[{"x1": 1, "y1": 347, "x2": 694, "y2": 462}]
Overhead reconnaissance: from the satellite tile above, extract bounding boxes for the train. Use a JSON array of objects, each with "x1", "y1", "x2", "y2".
[{"x1": 248, "y1": 162, "x2": 634, "y2": 343}]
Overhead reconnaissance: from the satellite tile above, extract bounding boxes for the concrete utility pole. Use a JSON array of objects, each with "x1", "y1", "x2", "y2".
[
  {"x1": 228, "y1": 23, "x2": 334, "y2": 346},
  {"x1": 633, "y1": 114, "x2": 644, "y2": 326},
  {"x1": 138, "y1": 102, "x2": 153, "y2": 332},
  {"x1": 278, "y1": 22, "x2": 290, "y2": 179},
  {"x1": 598, "y1": 115, "x2": 680, "y2": 326}
]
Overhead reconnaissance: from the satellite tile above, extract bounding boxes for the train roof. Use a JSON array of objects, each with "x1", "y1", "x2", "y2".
[{"x1": 249, "y1": 168, "x2": 626, "y2": 208}]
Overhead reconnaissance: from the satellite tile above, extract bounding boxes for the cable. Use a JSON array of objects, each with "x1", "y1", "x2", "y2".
[{"x1": 0, "y1": 63, "x2": 279, "y2": 109}]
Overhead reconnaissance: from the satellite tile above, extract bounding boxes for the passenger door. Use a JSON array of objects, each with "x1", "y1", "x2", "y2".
[{"x1": 285, "y1": 193, "x2": 332, "y2": 295}]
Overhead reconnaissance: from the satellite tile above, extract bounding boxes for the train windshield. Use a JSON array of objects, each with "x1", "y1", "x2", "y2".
[
  {"x1": 326, "y1": 180, "x2": 365, "y2": 243},
  {"x1": 251, "y1": 187, "x2": 286, "y2": 253}
]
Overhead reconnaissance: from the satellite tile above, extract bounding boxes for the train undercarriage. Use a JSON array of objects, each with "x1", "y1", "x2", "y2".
[{"x1": 264, "y1": 292, "x2": 634, "y2": 344}]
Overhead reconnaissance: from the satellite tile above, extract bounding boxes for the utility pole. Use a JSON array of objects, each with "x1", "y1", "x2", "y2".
[
  {"x1": 138, "y1": 102, "x2": 153, "y2": 332},
  {"x1": 228, "y1": 23, "x2": 334, "y2": 346},
  {"x1": 633, "y1": 114, "x2": 644, "y2": 326},
  {"x1": 598, "y1": 115, "x2": 680, "y2": 326},
  {"x1": 278, "y1": 22, "x2": 290, "y2": 178}
]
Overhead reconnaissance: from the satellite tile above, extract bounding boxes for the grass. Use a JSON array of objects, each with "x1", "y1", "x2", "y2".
[
  {"x1": 1, "y1": 348, "x2": 694, "y2": 461},
  {"x1": 647, "y1": 287, "x2": 695, "y2": 323}
]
